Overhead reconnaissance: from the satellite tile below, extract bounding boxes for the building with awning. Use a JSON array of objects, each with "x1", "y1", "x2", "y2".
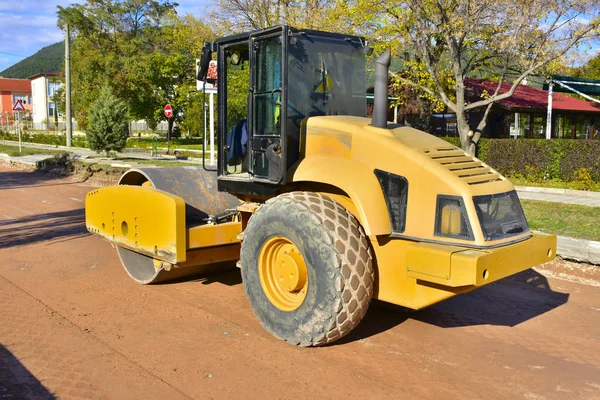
[{"x1": 424, "y1": 77, "x2": 600, "y2": 139}]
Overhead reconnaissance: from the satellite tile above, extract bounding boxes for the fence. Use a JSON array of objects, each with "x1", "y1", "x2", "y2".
[
  {"x1": 1, "y1": 121, "x2": 80, "y2": 133},
  {"x1": 130, "y1": 121, "x2": 169, "y2": 133},
  {"x1": 26, "y1": 121, "x2": 80, "y2": 131},
  {"x1": 1, "y1": 120, "x2": 168, "y2": 135}
]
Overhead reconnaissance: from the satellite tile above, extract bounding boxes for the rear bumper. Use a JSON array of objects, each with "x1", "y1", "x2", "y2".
[{"x1": 406, "y1": 233, "x2": 557, "y2": 287}]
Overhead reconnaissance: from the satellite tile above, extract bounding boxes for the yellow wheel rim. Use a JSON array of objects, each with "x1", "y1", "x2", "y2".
[{"x1": 258, "y1": 236, "x2": 308, "y2": 312}]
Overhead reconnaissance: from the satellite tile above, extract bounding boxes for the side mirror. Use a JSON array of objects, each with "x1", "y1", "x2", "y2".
[{"x1": 197, "y1": 42, "x2": 213, "y2": 82}]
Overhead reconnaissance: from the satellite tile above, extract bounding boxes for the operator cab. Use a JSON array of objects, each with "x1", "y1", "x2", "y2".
[{"x1": 197, "y1": 25, "x2": 367, "y2": 196}]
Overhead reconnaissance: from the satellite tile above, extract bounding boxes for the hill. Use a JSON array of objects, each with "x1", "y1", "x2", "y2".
[{"x1": 0, "y1": 41, "x2": 64, "y2": 79}]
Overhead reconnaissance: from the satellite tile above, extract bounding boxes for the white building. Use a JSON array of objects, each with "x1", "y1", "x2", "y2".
[{"x1": 29, "y1": 72, "x2": 63, "y2": 126}]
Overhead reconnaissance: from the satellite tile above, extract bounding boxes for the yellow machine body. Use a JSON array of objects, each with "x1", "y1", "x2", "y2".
[
  {"x1": 85, "y1": 183, "x2": 241, "y2": 278},
  {"x1": 284, "y1": 115, "x2": 556, "y2": 308},
  {"x1": 293, "y1": 116, "x2": 515, "y2": 240},
  {"x1": 86, "y1": 186, "x2": 187, "y2": 264},
  {"x1": 85, "y1": 114, "x2": 556, "y2": 309},
  {"x1": 371, "y1": 233, "x2": 554, "y2": 309}
]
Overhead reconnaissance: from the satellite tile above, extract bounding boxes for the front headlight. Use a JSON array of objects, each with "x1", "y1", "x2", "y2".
[
  {"x1": 473, "y1": 191, "x2": 529, "y2": 241},
  {"x1": 434, "y1": 195, "x2": 474, "y2": 240}
]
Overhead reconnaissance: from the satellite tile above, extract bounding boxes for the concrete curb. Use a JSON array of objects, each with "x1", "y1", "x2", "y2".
[
  {"x1": 0, "y1": 153, "x2": 55, "y2": 167},
  {"x1": 516, "y1": 185, "x2": 600, "y2": 199},
  {"x1": 1, "y1": 139, "x2": 95, "y2": 155},
  {"x1": 556, "y1": 235, "x2": 600, "y2": 265}
]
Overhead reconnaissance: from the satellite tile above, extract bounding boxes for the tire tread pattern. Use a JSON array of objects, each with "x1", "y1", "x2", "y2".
[{"x1": 243, "y1": 191, "x2": 374, "y2": 346}]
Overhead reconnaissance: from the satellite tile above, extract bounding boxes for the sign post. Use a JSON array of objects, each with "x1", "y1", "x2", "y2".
[
  {"x1": 164, "y1": 103, "x2": 173, "y2": 119},
  {"x1": 13, "y1": 100, "x2": 25, "y2": 153},
  {"x1": 197, "y1": 59, "x2": 218, "y2": 166},
  {"x1": 164, "y1": 104, "x2": 173, "y2": 155}
]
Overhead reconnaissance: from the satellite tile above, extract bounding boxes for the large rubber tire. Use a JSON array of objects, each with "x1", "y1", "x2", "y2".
[{"x1": 241, "y1": 192, "x2": 374, "y2": 346}]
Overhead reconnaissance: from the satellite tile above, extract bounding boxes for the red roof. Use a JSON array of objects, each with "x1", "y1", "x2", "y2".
[
  {"x1": 28, "y1": 72, "x2": 61, "y2": 80},
  {"x1": 0, "y1": 78, "x2": 31, "y2": 93},
  {"x1": 466, "y1": 78, "x2": 600, "y2": 113}
]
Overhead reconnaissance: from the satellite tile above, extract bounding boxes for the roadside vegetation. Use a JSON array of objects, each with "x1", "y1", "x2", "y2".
[
  {"x1": 442, "y1": 137, "x2": 600, "y2": 191},
  {"x1": 521, "y1": 200, "x2": 600, "y2": 241},
  {"x1": 0, "y1": 130, "x2": 87, "y2": 147},
  {"x1": 124, "y1": 159, "x2": 200, "y2": 167},
  {"x1": 86, "y1": 86, "x2": 129, "y2": 156},
  {"x1": 125, "y1": 137, "x2": 206, "y2": 150},
  {"x1": 1, "y1": 131, "x2": 208, "y2": 151},
  {"x1": 0, "y1": 144, "x2": 70, "y2": 157},
  {"x1": 509, "y1": 177, "x2": 600, "y2": 193}
]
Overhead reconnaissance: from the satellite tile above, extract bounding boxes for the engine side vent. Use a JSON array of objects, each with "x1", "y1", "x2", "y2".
[
  {"x1": 424, "y1": 146, "x2": 502, "y2": 185},
  {"x1": 375, "y1": 169, "x2": 409, "y2": 233}
]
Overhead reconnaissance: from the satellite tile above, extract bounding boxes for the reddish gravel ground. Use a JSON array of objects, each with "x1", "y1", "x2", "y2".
[{"x1": 1, "y1": 163, "x2": 599, "y2": 400}]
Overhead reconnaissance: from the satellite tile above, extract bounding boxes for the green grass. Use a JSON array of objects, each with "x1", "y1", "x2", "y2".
[
  {"x1": 521, "y1": 199, "x2": 600, "y2": 241},
  {"x1": 125, "y1": 137, "x2": 207, "y2": 149},
  {"x1": 123, "y1": 159, "x2": 199, "y2": 167},
  {"x1": 508, "y1": 176, "x2": 600, "y2": 192},
  {"x1": 172, "y1": 144, "x2": 205, "y2": 150},
  {"x1": 0, "y1": 131, "x2": 87, "y2": 147},
  {"x1": 0, "y1": 144, "x2": 69, "y2": 157}
]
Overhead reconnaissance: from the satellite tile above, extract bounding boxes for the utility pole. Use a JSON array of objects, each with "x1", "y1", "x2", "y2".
[{"x1": 65, "y1": 24, "x2": 73, "y2": 147}]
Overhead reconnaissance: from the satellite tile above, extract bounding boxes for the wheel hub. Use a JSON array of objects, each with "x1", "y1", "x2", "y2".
[{"x1": 259, "y1": 237, "x2": 308, "y2": 311}]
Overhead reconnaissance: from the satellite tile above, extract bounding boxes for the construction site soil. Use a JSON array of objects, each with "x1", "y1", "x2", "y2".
[{"x1": 1, "y1": 163, "x2": 599, "y2": 399}]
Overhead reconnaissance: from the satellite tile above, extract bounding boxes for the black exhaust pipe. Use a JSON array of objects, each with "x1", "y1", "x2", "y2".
[{"x1": 372, "y1": 49, "x2": 391, "y2": 128}]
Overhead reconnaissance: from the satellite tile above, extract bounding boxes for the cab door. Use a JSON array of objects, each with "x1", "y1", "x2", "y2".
[{"x1": 249, "y1": 32, "x2": 286, "y2": 183}]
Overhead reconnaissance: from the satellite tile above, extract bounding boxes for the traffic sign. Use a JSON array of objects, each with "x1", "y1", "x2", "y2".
[
  {"x1": 12, "y1": 99, "x2": 25, "y2": 111},
  {"x1": 164, "y1": 104, "x2": 173, "y2": 118}
]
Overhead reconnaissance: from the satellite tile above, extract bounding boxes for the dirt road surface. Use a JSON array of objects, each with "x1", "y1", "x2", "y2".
[{"x1": 1, "y1": 164, "x2": 599, "y2": 400}]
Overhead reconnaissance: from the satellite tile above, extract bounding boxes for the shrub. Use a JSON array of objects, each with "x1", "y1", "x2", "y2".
[
  {"x1": 86, "y1": 86, "x2": 129, "y2": 155},
  {"x1": 441, "y1": 136, "x2": 461, "y2": 148},
  {"x1": 0, "y1": 131, "x2": 87, "y2": 147},
  {"x1": 441, "y1": 137, "x2": 600, "y2": 185},
  {"x1": 124, "y1": 137, "x2": 204, "y2": 149},
  {"x1": 484, "y1": 139, "x2": 554, "y2": 179},
  {"x1": 560, "y1": 140, "x2": 600, "y2": 181},
  {"x1": 572, "y1": 167, "x2": 595, "y2": 190}
]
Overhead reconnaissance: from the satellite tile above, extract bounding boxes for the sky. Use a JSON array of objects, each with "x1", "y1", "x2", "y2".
[
  {"x1": 0, "y1": 0, "x2": 210, "y2": 72},
  {"x1": 1, "y1": 1, "x2": 596, "y2": 73}
]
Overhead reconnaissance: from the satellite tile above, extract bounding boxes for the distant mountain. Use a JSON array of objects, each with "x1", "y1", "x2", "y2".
[{"x1": 0, "y1": 41, "x2": 64, "y2": 79}]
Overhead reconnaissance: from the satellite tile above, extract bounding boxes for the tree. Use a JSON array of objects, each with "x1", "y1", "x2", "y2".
[
  {"x1": 575, "y1": 51, "x2": 600, "y2": 80},
  {"x1": 147, "y1": 14, "x2": 214, "y2": 132},
  {"x1": 86, "y1": 86, "x2": 129, "y2": 155},
  {"x1": 58, "y1": 3, "x2": 214, "y2": 137},
  {"x1": 390, "y1": 63, "x2": 455, "y2": 132},
  {"x1": 211, "y1": 0, "x2": 343, "y2": 34},
  {"x1": 57, "y1": 0, "x2": 178, "y2": 128},
  {"x1": 340, "y1": 0, "x2": 600, "y2": 154}
]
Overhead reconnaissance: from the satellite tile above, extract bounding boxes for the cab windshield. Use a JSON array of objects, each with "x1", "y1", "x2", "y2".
[{"x1": 287, "y1": 34, "x2": 366, "y2": 120}]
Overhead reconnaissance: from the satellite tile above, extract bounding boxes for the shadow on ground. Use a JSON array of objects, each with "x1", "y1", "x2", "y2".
[
  {"x1": 156, "y1": 264, "x2": 243, "y2": 287},
  {"x1": 0, "y1": 344, "x2": 55, "y2": 399},
  {"x1": 160, "y1": 264, "x2": 569, "y2": 345},
  {"x1": 339, "y1": 268, "x2": 569, "y2": 344},
  {"x1": 0, "y1": 209, "x2": 88, "y2": 249},
  {"x1": 0, "y1": 168, "x2": 79, "y2": 191}
]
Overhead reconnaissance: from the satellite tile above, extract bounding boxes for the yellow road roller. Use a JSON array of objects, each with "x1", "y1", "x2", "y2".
[{"x1": 85, "y1": 25, "x2": 556, "y2": 346}]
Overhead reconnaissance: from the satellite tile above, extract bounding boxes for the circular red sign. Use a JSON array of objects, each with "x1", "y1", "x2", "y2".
[{"x1": 164, "y1": 104, "x2": 173, "y2": 118}]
